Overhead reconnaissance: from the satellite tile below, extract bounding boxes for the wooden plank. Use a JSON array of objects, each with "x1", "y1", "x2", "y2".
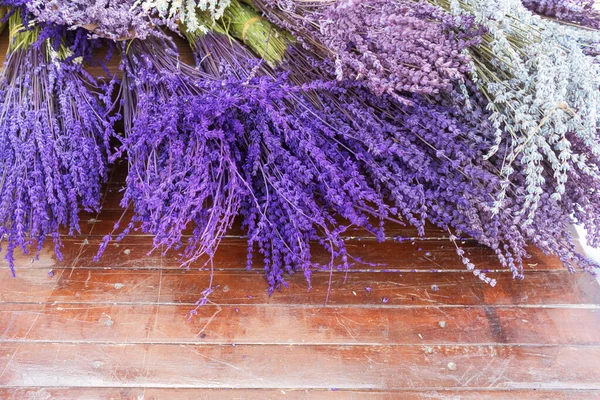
[
  {"x1": 2, "y1": 236, "x2": 564, "y2": 271},
  {"x1": 1, "y1": 303, "x2": 599, "y2": 346},
  {"x1": 0, "y1": 343, "x2": 599, "y2": 389},
  {"x1": 0, "y1": 268, "x2": 597, "y2": 306},
  {"x1": 0, "y1": 388, "x2": 598, "y2": 400}
]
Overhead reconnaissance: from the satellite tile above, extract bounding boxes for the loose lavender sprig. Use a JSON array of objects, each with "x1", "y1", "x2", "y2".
[{"x1": 0, "y1": 11, "x2": 117, "y2": 274}]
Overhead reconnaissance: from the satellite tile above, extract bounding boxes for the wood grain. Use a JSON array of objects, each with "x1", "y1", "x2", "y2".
[
  {"x1": 1, "y1": 234, "x2": 564, "y2": 273},
  {"x1": 1, "y1": 388, "x2": 598, "y2": 400},
  {"x1": 1, "y1": 268, "x2": 598, "y2": 306},
  {"x1": 1, "y1": 342, "x2": 600, "y2": 390},
  {"x1": 1, "y1": 303, "x2": 599, "y2": 345}
]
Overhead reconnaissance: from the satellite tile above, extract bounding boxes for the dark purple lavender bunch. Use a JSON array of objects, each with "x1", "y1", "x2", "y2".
[
  {"x1": 106, "y1": 36, "x2": 247, "y2": 266},
  {"x1": 0, "y1": 10, "x2": 117, "y2": 274},
  {"x1": 236, "y1": 79, "x2": 402, "y2": 290},
  {"x1": 310, "y1": 85, "x2": 498, "y2": 282},
  {"x1": 247, "y1": 0, "x2": 484, "y2": 102},
  {"x1": 111, "y1": 33, "x2": 396, "y2": 291},
  {"x1": 522, "y1": 0, "x2": 600, "y2": 29}
]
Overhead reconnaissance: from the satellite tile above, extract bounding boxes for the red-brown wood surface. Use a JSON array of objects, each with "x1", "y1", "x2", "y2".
[{"x1": 1, "y1": 26, "x2": 600, "y2": 400}]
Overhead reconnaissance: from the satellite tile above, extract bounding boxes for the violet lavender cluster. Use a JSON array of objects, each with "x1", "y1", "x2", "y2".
[{"x1": 108, "y1": 35, "x2": 398, "y2": 290}]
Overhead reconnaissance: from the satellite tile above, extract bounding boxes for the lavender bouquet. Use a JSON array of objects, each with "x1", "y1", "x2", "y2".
[{"x1": 0, "y1": 0, "x2": 599, "y2": 293}]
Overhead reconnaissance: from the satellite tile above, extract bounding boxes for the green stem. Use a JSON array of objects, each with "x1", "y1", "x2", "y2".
[
  {"x1": 8, "y1": 9, "x2": 39, "y2": 53},
  {"x1": 218, "y1": 0, "x2": 291, "y2": 66}
]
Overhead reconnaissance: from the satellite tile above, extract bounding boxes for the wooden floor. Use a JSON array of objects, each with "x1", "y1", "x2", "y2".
[
  {"x1": 0, "y1": 169, "x2": 600, "y2": 400},
  {"x1": 1, "y1": 30, "x2": 600, "y2": 400}
]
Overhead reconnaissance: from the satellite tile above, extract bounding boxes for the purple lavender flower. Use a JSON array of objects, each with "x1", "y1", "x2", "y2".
[
  {"x1": 106, "y1": 36, "x2": 247, "y2": 265},
  {"x1": 107, "y1": 32, "x2": 403, "y2": 292}
]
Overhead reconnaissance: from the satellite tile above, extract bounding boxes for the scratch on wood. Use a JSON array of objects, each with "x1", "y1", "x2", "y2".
[
  {"x1": 197, "y1": 302, "x2": 223, "y2": 337},
  {"x1": 181, "y1": 345, "x2": 241, "y2": 371},
  {"x1": 335, "y1": 315, "x2": 358, "y2": 343}
]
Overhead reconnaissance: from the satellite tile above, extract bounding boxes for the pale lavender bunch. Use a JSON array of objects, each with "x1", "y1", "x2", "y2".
[
  {"x1": 246, "y1": 0, "x2": 483, "y2": 102},
  {"x1": 441, "y1": 84, "x2": 600, "y2": 276},
  {"x1": 522, "y1": 0, "x2": 600, "y2": 29},
  {"x1": 27, "y1": 0, "x2": 154, "y2": 39},
  {"x1": 352, "y1": 85, "x2": 599, "y2": 279},
  {"x1": 0, "y1": 19, "x2": 117, "y2": 274}
]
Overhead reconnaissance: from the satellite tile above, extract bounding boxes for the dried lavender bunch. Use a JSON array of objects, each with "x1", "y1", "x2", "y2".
[
  {"x1": 26, "y1": 0, "x2": 153, "y2": 39},
  {"x1": 522, "y1": 0, "x2": 600, "y2": 29},
  {"x1": 107, "y1": 34, "x2": 394, "y2": 291},
  {"x1": 217, "y1": 0, "x2": 294, "y2": 66},
  {"x1": 423, "y1": 0, "x2": 600, "y2": 228},
  {"x1": 185, "y1": 25, "x2": 500, "y2": 283},
  {"x1": 107, "y1": 36, "x2": 244, "y2": 265},
  {"x1": 242, "y1": 0, "x2": 483, "y2": 102},
  {"x1": 334, "y1": 79, "x2": 600, "y2": 279},
  {"x1": 0, "y1": 11, "x2": 117, "y2": 274}
]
